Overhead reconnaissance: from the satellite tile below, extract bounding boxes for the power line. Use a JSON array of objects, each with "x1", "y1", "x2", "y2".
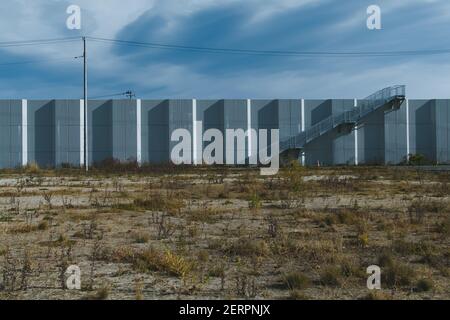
[
  {"x1": 87, "y1": 36, "x2": 450, "y2": 57},
  {"x1": 0, "y1": 37, "x2": 80, "y2": 48},
  {"x1": 0, "y1": 37, "x2": 82, "y2": 68},
  {"x1": 0, "y1": 56, "x2": 80, "y2": 67},
  {"x1": 1, "y1": 36, "x2": 450, "y2": 57}
]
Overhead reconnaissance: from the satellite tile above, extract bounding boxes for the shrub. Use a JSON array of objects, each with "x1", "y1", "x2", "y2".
[
  {"x1": 37, "y1": 221, "x2": 49, "y2": 231},
  {"x1": 288, "y1": 290, "x2": 310, "y2": 300},
  {"x1": 340, "y1": 258, "x2": 364, "y2": 278},
  {"x1": 208, "y1": 265, "x2": 225, "y2": 278},
  {"x1": 134, "y1": 194, "x2": 184, "y2": 214},
  {"x1": 337, "y1": 210, "x2": 357, "y2": 225},
  {"x1": 408, "y1": 198, "x2": 447, "y2": 224},
  {"x1": 407, "y1": 154, "x2": 429, "y2": 166},
  {"x1": 362, "y1": 291, "x2": 392, "y2": 300},
  {"x1": 132, "y1": 248, "x2": 193, "y2": 278},
  {"x1": 24, "y1": 162, "x2": 40, "y2": 174},
  {"x1": 0, "y1": 246, "x2": 7, "y2": 256},
  {"x1": 436, "y1": 217, "x2": 450, "y2": 236},
  {"x1": 8, "y1": 222, "x2": 47, "y2": 234},
  {"x1": 84, "y1": 285, "x2": 110, "y2": 300},
  {"x1": 416, "y1": 279, "x2": 433, "y2": 292},
  {"x1": 320, "y1": 266, "x2": 342, "y2": 287},
  {"x1": 162, "y1": 250, "x2": 193, "y2": 278},
  {"x1": 378, "y1": 251, "x2": 395, "y2": 268},
  {"x1": 226, "y1": 239, "x2": 270, "y2": 257},
  {"x1": 107, "y1": 246, "x2": 136, "y2": 263},
  {"x1": 132, "y1": 232, "x2": 150, "y2": 244},
  {"x1": 8, "y1": 224, "x2": 35, "y2": 234},
  {"x1": 383, "y1": 262, "x2": 416, "y2": 288},
  {"x1": 133, "y1": 247, "x2": 163, "y2": 273},
  {"x1": 283, "y1": 272, "x2": 310, "y2": 290}
]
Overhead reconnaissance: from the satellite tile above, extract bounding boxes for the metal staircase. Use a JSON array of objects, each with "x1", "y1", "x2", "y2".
[{"x1": 280, "y1": 85, "x2": 406, "y2": 154}]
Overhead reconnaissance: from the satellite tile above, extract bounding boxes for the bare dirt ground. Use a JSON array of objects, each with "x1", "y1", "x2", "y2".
[{"x1": 0, "y1": 165, "x2": 448, "y2": 300}]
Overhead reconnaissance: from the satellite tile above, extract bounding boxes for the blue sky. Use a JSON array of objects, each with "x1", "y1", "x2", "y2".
[{"x1": 1, "y1": 0, "x2": 450, "y2": 99}]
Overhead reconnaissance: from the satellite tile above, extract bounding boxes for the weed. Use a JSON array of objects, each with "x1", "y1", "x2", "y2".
[
  {"x1": 83, "y1": 285, "x2": 110, "y2": 300},
  {"x1": 357, "y1": 232, "x2": 369, "y2": 248},
  {"x1": 248, "y1": 192, "x2": 262, "y2": 212},
  {"x1": 132, "y1": 232, "x2": 150, "y2": 244},
  {"x1": 234, "y1": 273, "x2": 259, "y2": 298},
  {"x1": 416, "y1": 278, "x2": 433, "y2": 292},
  {"x1": 362, "y1": 291, "x2": 392, "y2": 300},
  {"x1": 288, "y1": 290, "x2": 310, "y2": 300},
  {"x1": 320, "y1": 266, "x2": 342, "y2": 287},
  {"x1": 132, "y1": 247, "x2": 193, "y2": 278},
  {"x1": 42, "y1": 191, "x2": 53, "y2": 209},
  {"x1": 383, "y1": 262, "x2": 416, "y2": 288},
  {"x1": 225, "y1": 239, "x2": 270, "y2": 257},
  {"x1": 283, "y1": 272, "x2": 310, "y2": 290}
]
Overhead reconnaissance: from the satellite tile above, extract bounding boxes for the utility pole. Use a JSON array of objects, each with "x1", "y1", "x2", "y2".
[{"x1": 83, "y1": 36, "x2": 88, "y2": 172}]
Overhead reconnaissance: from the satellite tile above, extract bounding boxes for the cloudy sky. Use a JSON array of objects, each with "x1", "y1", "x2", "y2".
[{"x1": 1, "y1": 0, "x2": 450, "y2": 99}]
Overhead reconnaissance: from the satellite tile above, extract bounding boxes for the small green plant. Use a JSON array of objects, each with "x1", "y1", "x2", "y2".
[
  {"x1": 248, "y1": 192, "x2": 262, "y2": 212},
  {"x1": 357, "y1": 232, "x2": 369, "y2": 248}
]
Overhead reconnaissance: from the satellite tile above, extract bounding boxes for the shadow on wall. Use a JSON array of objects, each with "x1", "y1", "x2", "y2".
[
  {"x1": 311, "y1": 100, "x2": 331, "y2": 125},
  {"x1": 35, "y1": 101, "x2": 55, "y2": 168},
  {"x1": 92, "y1": 101, "x2": 113, "y2": 164},
  {"x1": 306, "y1": 100, "x2": 333, "y2": 165},
  {"x1": 258, "y1": 100, "x2": 279, "y2": 157},
  {"x1": 204, "y1": 100, "x2": 224, "y2": 162},
  {"x1": 416, "y1": 100, "x2": 436, "y2": 162},
  {"x1": 362, "y1": 108, "x2": 385, "y2": 165},
  {"x1": 148, "y1": 100, "x2": 169, "y2": 163}
]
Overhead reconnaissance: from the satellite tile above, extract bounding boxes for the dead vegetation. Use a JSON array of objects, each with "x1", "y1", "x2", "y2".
[{"x1": 0, "y1": 165, "x2": 448, "y2": 300}]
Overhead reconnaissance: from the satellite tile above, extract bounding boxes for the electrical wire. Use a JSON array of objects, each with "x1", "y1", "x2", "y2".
[
  {"x1": 2, "y1": 36, "x2": 450, "y2": 58},
  {"x1": 87, "y1": 36, "x2": 450, "y2": 57},
  {"x1": 0, "y1": 56, "x2": 79, "y2": 67},
  {"x1": 0, "y1": 37, "x2": 81, "y2": 48}
]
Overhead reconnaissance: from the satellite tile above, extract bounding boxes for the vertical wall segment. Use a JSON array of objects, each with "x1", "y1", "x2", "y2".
[
  {"x1": 0, "y1": 100, "x2": 23, "y2": 168},
  {"x1": 26, "y1": 100, "x2": 81, "y2": 168},
  {"x1": 88, "y1": 100, "x2": 137, "y2": 165}
]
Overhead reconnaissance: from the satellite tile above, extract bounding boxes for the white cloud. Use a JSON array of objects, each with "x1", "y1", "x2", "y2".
[{"x1": 1, "y1": 0, "x2": 449, "y2": 99}]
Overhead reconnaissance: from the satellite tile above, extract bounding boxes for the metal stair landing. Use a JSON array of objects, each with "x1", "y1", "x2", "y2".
[{"x1": 280, "y1": 85, "x2": 406, "y2": 155}]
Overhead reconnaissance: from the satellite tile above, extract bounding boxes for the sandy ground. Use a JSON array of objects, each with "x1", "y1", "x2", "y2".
[{"x1": 0, "y1": 166, "x2": 448, "y2": 300}]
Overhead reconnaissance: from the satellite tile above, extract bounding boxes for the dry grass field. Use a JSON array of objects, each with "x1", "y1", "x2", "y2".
[{"x1": 0, "y1": 164, "x2": 448, "y2": 300}]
